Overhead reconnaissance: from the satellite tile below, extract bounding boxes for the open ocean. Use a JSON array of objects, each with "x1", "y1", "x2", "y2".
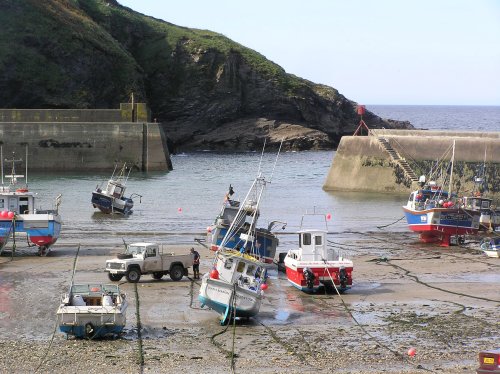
[{"x1": 11, "y1": 105, "x2": 500, "y2": 253}]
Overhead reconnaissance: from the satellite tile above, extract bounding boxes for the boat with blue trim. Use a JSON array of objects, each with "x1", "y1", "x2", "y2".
[
  {"x1": 198, "y1": 250, "x2": 268, "y2": 325},
  {"x1": 0, "y1": 149, "x2": 62, "y2": 256},
  {"x1": 403, "y1": 184, "x2": 481, "y2": 246},
  {"x1": 208, "y1": 184, "x2": 285, "y2": 264},
  {"x1": 403, "y1": 140, "x2": 481, "y2": 246},
  {"x1": 199, "y1": 143, "x2": 280, "y2": 324},
  {"x1": 56, "y1": 283, "x2": 128, "y2": 339},
  {"x1": 91, "y1": 163, "x2": 141, "y2": 215},
  {"x1": 284, "y1": 213, "x2": 353, "y2": 293}
]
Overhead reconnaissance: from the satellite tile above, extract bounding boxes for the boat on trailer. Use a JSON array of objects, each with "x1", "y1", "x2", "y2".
[
  {"x1": 0, "y1": 149, "x2": 62, "y2": 256},
  {"x1": 91, "y1": 163, "x2": 141, "y2": 215},
  {"x1": 284, "y1": 214, "x2": 353, "y2": 293},
  {"x1": 56, "y1": 283, "x2": 128, "y2": 339}
]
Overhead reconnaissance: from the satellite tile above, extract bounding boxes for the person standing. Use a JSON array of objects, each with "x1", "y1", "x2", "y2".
[{"x1": 190, "y1": 247, "x2": 200, "y2": 279}]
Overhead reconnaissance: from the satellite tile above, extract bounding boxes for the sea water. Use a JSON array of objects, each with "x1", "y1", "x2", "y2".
[{"x1": 16, "y1": 106, "x2": 500, "y2": 250}]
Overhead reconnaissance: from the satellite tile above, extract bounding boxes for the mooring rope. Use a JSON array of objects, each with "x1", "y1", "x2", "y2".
[
  {"x1": 321, "y1": 262, "x2": 433, "y2": 372},
  {"x1": 34, "y1": 244, "x2": 81, "y2": 373}
]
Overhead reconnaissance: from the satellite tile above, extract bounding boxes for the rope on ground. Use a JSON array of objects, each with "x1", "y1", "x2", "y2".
[
  {"x1": 380, "y1": 259, "x2": 500, "y2": 303},
  {"x1": 188, "y1": 277, "x2": 205, "y2": 310},
  {"x1": 322, "y1": 263, "x2": 433, "y2": 372},
  {"x1": 134, "y1": 282, "x2": 145, "y2": 371},
  {"x1": 377, "y1": 216, "x2": 406, "y2": 229},
  {"x1": 34, "y1": 243, "x2": 81, "y2": 373}
]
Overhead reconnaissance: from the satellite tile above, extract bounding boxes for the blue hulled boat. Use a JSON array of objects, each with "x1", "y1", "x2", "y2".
[
  {"x1": 0, "y1": 150, "x2": 62, "y2": 256},
  {"x1": 91, "y1": 163, "x2": 140, "y2": 215}
]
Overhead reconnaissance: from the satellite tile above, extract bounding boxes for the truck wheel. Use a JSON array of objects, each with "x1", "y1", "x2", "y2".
[
  {"x1": 152, "y1": 272, "x2": 163, "y2": 280},
  {"x1": 169, "y1": 265, "x2": 184, "y2": 281},
  {"x1": 126, "y1": 268, "x2": 141, "y2": 283},
  {"x1": 108, "y1": 273, "x2": 123, "y2": 282}
]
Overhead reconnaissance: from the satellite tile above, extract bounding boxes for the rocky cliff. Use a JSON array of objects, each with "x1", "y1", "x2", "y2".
[{"x1": 0, "y1": 0, "x2": 412, "y2": 152}]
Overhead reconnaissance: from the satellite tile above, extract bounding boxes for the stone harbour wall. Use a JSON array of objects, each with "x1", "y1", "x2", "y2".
[
  {"x1": 323, "y1": 130, "x2": 500, "y2": 198},
  {"x1": 0, "y1": 103, "x2": 172, "y2": 171}
]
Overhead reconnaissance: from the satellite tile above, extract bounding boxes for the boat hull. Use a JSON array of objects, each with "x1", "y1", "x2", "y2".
[
  {"x1": 0, "y1": 214, "x2": 62, "y2": 248},
  {"x1": 198, "y1": 276, "x2": 262, "y2": 318},
  {"x1": 403, "y1": 207, "x2": 480, "y2": 245},
  {"x1": 57, "y1": 305, "x2": 127, "y2": 338},
  {"x1": 91, "y1": 192, "x2": 133, "y2": 215},
  {"x1": 210, "y1": 224, "x2": 278, "y2": 264},
  {"x1": 284, "y1": 258, "x2": 353, "y2": 293}
]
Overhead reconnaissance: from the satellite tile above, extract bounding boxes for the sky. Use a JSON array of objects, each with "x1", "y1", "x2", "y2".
[{"x1": 118, "y1": 0, "x2": 500, "y2": 106}]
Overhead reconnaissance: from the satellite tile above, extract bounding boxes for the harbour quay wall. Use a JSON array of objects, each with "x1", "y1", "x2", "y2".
[
  {"x1": 0, "y1": 103, "x2": 172, "y2": 171},
  {"x1": 323, "y1": 130, "x2": 500, "y2": 198}
]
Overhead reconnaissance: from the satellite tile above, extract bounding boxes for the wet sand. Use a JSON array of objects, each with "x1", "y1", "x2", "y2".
[{"x1": 1, "y1": 233, "x2": 499, "y2": 373}]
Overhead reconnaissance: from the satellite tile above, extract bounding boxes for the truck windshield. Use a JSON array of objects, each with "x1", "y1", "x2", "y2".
[{"x1": 126, "y1": 245, "x2": 144, "y2": 255}]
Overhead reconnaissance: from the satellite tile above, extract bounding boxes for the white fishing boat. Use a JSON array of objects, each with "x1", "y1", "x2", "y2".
[
  {"x1": 199, "y1": 250, "x2": 268, "y2": 325},
  {"x1": 480, "y1": 237, "x2": 500, "y2": 258},
  {"x1": 56, "y1": 283, "x2": 128, "y2": 339},
  {"x1": 284, "y1": 213, "x2": 353, "y2": 293},
  {"x1": 91, "y1": 163, "x2": 141, "y2": 215},
  {"x1": 402, "y1": 141, "x2": 481, "y2": 246},
  {"x1": 199, "y1": 142, "x2": 280, "y2": 324}
]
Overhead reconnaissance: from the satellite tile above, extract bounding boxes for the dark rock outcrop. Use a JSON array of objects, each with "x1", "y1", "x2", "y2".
[{"x1": 0, "y1": 0, "x2": 413, "y2": 152}]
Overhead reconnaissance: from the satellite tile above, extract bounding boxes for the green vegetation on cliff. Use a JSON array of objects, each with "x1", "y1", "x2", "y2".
[{"x1": 0, "y1": 0, "x2": 409, "y2": 150}]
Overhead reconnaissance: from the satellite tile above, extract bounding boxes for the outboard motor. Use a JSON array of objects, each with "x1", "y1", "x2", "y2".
[
  {"x1": 339, "y1": 266, "x2": 348, "y2": 289},
  {"x1": 303, "y1": 267, "x2": 315, "y2": 289}
]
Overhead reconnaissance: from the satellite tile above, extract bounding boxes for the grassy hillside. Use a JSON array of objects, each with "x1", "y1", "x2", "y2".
[{"x1": 0, "y1": 0, "x2": 404, "y2": 150}]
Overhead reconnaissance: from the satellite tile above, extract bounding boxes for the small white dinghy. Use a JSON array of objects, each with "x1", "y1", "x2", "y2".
[
  {"x1": 56, "y1": 283, "x2": 128, "y2": 339},
  {"x1": 480, "y1": 237, "x2": 500, "y2": 258}
]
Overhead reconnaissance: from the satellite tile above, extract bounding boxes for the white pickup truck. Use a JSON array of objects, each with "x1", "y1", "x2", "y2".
[{"x1": 105, "y1": 242, "x2": 192, "y2": 283}]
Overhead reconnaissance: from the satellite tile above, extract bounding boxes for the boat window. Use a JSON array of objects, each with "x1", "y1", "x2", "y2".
[
  {"x1": 246, "y1": 264, "x2": 255, "y2": 276},
  {"x1": 303, "y1": 233, "x2": 311, "y2": 245},
  {"x1": 481, "y1": 200, "x2": 490, "y2": 209},
  {"x1": 224, "y1": 258, "x2": 234, "y2": 270},
  {"x1": 315, "y1": 235, "x2": 322, "y2": 245},
  {"x1": 0, "y1": 199, "x2": 3, "y2": 209},
  {"x1": 236, "y1": 261, "x2": 246, "y2": 273}
]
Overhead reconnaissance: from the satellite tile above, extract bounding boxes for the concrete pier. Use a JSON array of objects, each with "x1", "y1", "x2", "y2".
[
  {"x1": 0, "y1": 103, "x2": 172, "y2": 171},
  {"x1": 323, "y1": 130, "x2": 500, "y2": 197}
]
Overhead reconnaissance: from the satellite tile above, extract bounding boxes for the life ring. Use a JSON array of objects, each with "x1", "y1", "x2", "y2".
[{"x1": 16, "y1": 188, "x2": 29, "y2": 193}]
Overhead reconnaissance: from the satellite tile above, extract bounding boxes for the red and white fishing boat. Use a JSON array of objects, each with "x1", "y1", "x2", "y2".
[{"x1": 284, "y1": 214, "x2": 353, "y2": 293}]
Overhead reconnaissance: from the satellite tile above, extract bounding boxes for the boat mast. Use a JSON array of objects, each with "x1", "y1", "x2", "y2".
[
  {"x1": 448, "y1": 139, "x2": 456, "y2": 195},
  {"x1": 25, "y1": 145, "x2": 28, "y2": 187},
  {"x1": 1, "y1": 146, "x2": 3, "y2": 185}
]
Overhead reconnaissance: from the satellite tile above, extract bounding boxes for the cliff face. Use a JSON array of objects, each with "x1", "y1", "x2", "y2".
[{"x1": 0, "y1": 0, "x2": 412, "y2": 152}]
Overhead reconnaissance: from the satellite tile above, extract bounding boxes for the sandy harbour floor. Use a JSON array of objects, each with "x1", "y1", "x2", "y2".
[{"x1": 0, "y1": 232, "x2": 499, "y2": 374}]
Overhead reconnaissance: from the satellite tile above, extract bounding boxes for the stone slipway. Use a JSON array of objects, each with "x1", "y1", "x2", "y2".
[{"x1": 323, "y1": 129, "x2": 500, "y2": 197}]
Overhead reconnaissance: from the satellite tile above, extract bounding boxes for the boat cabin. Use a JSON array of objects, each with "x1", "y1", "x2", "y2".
[
  {"x1": 216, "y1": 199, "x2": 259, "y2": 226},
  {"x1": 297, "y1": 229, "x2": 331, "y2": 261},
  {"x1": 0, "y1": 189, "x2": 34, "y2": 214},
  {"x1": 105, "y1": 180, "x2": 125, "y2": 199},
  {"x1": 215, "y1": 252, "x2": 265, "y2": 289},
  {"x1": 462, "y1": 196, "x2": 492, "y2": 212}
]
